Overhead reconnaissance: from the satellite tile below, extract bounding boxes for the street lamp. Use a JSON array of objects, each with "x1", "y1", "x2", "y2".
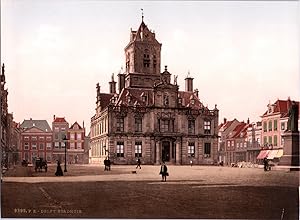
[{"x1": 63, "y1": 135, "x2": 68, "y2": 172}]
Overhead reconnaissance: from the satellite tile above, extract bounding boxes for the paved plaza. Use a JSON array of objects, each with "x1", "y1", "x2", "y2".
[{"x1": 1, "y1": 164, "x2": 299, "y2": 219}]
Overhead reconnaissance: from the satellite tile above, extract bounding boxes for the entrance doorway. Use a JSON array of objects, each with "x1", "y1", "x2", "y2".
[{"x1": 162, "y1": 141, "x2": 170, "y2": 162}]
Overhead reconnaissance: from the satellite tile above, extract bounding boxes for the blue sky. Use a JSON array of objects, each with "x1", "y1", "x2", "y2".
[{"x1": 1, "y1": 0, "x2": 299, "y2": 130}]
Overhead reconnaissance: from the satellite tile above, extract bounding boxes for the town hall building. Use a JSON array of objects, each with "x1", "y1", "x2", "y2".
[{"x1": 90, "y1": 17, "x2": 219, "y2": 165}]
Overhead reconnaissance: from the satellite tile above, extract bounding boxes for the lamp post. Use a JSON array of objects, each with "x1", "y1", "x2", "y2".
[{"x1": 63, "y1": 135, "x2": 68, "y2": 172}]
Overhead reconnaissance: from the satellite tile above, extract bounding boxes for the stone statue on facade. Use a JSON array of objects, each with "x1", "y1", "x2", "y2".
[{"x1": 287, "y1": 101, "x2": 299, "y2": 132}]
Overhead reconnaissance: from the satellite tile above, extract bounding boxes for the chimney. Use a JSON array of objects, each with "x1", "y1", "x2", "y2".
[
  {"x1": 224, "y1": 118, "x2": 227, "y2": 124},
  {"x1": 53, "y1": 115, "x2": 56, "y2": 120},
  {"x1": 118, "y1": 73, "x2": 125, "y2": 93},
  {"x1": 185, "y1": 74, "x2": 193, "y2": 92},
  {"x1": 109, "y1": 73, "x2": 117, "y2": 94},
  {"x1": 83, "y1": 121, "x2": 85, "y2": 128},
  {"x1": 247, "y1": 118, "x2": 250, "y2": 124}
]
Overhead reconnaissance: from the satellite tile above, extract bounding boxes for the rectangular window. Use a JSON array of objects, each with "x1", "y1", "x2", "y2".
[
  {"x1": 135, "y1": 141, "x2": 142, "y2": 158},
  {"x1": 117, "y1": 141, "x2": 124, "y2": 157},
  {"x1": 263, "y1": 122, "x2": 267, "y2": 132},
  {"x1": 24, "y1": 136, "x2": 29, "y2": 141},
  {"x1": 188, "y1": 142, "x2": 195, "y2": 156},
  {"x1": 46, "y1": 136, "x2": 52, "y2": 141},
  {"x1": 135, "y1": 118, "x2": 142, "y2": 132},
  {"x1": 77, "y1": 133, "x2": 82, "y2": 140},
  {"x1": 39, "y1": 136, "x2": 45, "y2": 141},
  {"x1": 227, "y1": 141, "x2": 230, "y2": 147},
  {"x1": 46, "y1": 153, "x2": 52, "y2": 162},
  {"x1": 237, "y1": 143, "x2": 240, "y2": 148},
  {"x1": 204, "y1": 143, "x2": 211, "y2": 158},
  {"x1": 116, "y1": 118, "x2": 124, "y2": 132},
  {"x1": 281, "y1": 122, "x2": 285, "y2": 131},
  {"x1": 70, "y1": 142, "x2": 75, "y2": 149},
  {"x1": 231, "y1": 141, "x2": 234, "y2": 147},
  {"x1": 46, "y1": 142, "x2": 52, "y2": 150},
  {"x1": 274, "y1": 135, "x2": 278, "y2": 146},
  {"x1": 161, "y1": 120, "x2": 170, "y2": 132},
  {"x1": 268, "y1": 121, "x2": 272, "y2": 132},
  {"x1": 32, "y1": 143, "x2": 37, "y2": 150},
  {"x1": 24, "y1": 142, "x2": 29, "y2": 150},
  {"x1": 274, "y1": 120, "x2": 278, "y2": 131},
  {"x1": 263, "y1": 136, "x2": 267, "y2": 145},
  {"x1": 244, "y1": 142, "x2": 247, "y2": 148},
  {"x1": 32, "y1": 136, "x2": 37, "y2": 141},
  {"x1": 39, "y1": 143, "x2": 44, "y2": 150},
  {"x1": 55, "y1": 133, "x2": 59, "y2": 140},
  {"x1": 77, "y1": 142, "x2": 82, "y2": 149},
  {"x1": 55, "y1": 142, "x2": 59, "y2": 148},
  {"x1": 268, "y1": 136, "x2": 272, "y2": 145},
  {"x1": 54, "y1": 126, "x2": 59, "y2": 131},
  {"x1": 70, "y1": 133, "x2": 75, "y2": 140},
  {"x1": 188, "y1": 120, "x2": 195, "y2": 134},
  {"x1": 204, "y1": 121, "x2": 211, "y2": 134}
]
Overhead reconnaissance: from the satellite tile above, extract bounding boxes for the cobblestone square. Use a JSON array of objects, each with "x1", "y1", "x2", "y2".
[{"x1": 1, "y1": 164, "x2": 299, "y2": 219}]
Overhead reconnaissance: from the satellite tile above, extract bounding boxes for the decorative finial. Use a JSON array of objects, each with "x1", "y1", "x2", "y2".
[
  {"x1": 141, "y1": 8, "x2": 144, "y2": 22},
  {"x1": 165, "y1": 65, "x2": 168, "y2": 71}
]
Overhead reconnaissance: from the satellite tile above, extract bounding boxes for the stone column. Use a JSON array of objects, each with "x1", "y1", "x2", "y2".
[
  {"x1": 176, "y1": 141, "x2": 180, "y2": 165},
  {"x1": 155, "y1": 141, "x2": 160, "y2": 164}
]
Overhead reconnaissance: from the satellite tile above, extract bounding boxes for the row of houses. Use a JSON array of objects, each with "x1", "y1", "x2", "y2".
[
  {"x1": 6, "y1": 116, "x2": 89, "y2": 165},
  {"x1": 218, "y1": 98, "x2": 299, "y2": 165},
  {"x1": 19, "y1": 116, "x2": 89, "y2": 164}
]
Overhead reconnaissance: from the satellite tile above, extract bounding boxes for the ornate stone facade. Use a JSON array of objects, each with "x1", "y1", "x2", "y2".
[{"x1": 90, "y1": 19, "x2": 219, "y2": 165}]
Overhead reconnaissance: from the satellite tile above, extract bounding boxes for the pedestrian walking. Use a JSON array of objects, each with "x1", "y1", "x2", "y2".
[
  {"x1": 107, "y1": 158, "x2": 111, "y2": 171},
  {"x1": 104, "y1": 158, "x2": 108, "y2": 171},
  {"x1": 136, "y1": 158, "x2": 141, "y2": 169},
  {"x1": 159, "y1": 161, "x2": 168, "y2": 182},
  {"x1": 55, "y1": 160, "x2": 63, "y2": 176},
  {"x1": 263, "y1": 157, "x2": 269, "y2": 171}
]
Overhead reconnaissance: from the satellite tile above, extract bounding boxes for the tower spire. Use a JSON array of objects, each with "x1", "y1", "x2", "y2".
[{"x1": 141, "y1": 8, "x2": 144, "y2": 22}]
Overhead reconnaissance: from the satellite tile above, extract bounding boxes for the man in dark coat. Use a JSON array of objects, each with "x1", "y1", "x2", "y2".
[
  {"x1": 159, "y1": 161, "x2": 168, "y2": 182},
  {"x1": 136, "y1": 158, "x2": 141, "y2": 169},
  {"x1": 263, "y1": 157, "x2": 269, "y2": 171}
]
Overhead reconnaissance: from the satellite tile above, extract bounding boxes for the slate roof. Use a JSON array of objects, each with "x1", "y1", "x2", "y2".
[{"x1": 20, "y1": 119, "x2": 52, "y2": 132}]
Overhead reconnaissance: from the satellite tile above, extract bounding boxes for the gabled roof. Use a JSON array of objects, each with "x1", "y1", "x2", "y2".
[
  {"x1": 20, "y1": 119, "x2": 52, "y2": 132},
  {"x1": 231, "y1": 122, "x2": 249, "y2": 138},
  {"x1": 53, "y1": 117, "x2": 68, "y2": 123},
  {"x1": 70, "y1": 121, "x2": 82, "y2": 130}
]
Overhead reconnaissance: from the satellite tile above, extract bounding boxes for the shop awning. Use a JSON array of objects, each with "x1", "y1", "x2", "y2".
[
  {"x1": 275, "y1": 149, "x2": 284, "y2": 158},
  {"x1": 267, "y1": 150, "x2": 279, "y2": 159},
  {"x1": 257, "y1": 150, "x2": 270, "y2": 159}
]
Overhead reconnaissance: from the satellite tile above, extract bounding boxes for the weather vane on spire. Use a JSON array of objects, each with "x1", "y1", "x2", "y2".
[{"x1": 141, "y1": 8, "x2": 144, "y2": 22}]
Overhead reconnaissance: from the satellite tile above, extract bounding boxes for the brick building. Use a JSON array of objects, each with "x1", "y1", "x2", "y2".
[
  {"x1": 20, "y1": 119, "x2": 52, "y2": 163},
  {"x1": 68, "y1": 121, "x2": 85, "y2": 164},
  {"x1": 90, "y1": 18, "x2": 219, "y2": 165},
  {"x1": 52, "y1": 116, "x2": 69, "y2": 163}
]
